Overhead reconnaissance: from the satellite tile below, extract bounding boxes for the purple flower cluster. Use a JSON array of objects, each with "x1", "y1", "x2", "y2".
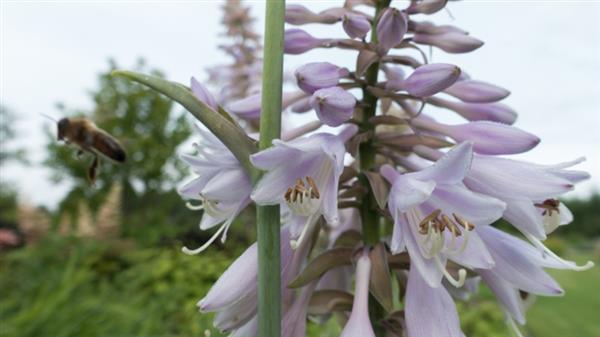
[{"x1": 178, "y1": 1, "x2": 592, "y2": 337}]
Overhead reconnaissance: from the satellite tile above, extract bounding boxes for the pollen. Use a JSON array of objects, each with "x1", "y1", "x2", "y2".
[{"x1": 285, "y1": 176, "x2": 321, "y2": 217}]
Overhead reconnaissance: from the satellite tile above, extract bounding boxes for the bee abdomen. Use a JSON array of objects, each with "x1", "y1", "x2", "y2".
[{"x1": 94, "y1": 133, "x2": 126, "y2": 162}]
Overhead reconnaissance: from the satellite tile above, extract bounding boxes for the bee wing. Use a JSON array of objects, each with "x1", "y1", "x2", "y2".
[{"x1": 93, "y1": 130, "x2": 126, "y2": 162}]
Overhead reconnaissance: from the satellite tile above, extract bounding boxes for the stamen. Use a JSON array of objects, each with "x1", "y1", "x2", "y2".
[
  {"x1": 524, "y1": 233, "x2": 594, "y2": 271},
  {"x1": 453, "y1": 213, "x2": 475, "y2": 231},
  {"x1": 434, "y1": 255, "x2": 466, "y2": 288},
  {"x1": 506, "y1": 315, "x2": 525, "y2": 337},
  {"x1": 534, "y1": 199, "x2": 560, "y2": 216},
  {"x1": 182, "y1": 223, "x2": 228, "y2": 255},
  {"x1": 290, "y1": 213, "x2": 319, "y2": 250},
  {"x1": 186, "y1": 201, "x2": 204, "y2": 210},
  {"x1": 418, "y1": 209, "x2": 440, "y2": 234}
]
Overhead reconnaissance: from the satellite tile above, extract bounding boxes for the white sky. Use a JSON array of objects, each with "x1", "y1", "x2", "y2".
[{"x1": 1, "y1": 0, "x2": 599, "y2": 209}]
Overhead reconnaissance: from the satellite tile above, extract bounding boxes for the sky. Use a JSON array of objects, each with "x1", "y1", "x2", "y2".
[{"x1": 1, "y1": 0, "x2": 599, "y2": 209}]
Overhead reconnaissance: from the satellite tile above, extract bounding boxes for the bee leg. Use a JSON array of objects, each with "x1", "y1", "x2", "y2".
[{"x1": 87, "y1": 155, "x2": 100, "y2": 186}]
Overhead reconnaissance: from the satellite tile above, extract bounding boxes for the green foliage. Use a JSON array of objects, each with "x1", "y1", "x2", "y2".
[
  {"x1": 0, "y1": 235, "x2": 232, "y2": 337},
  {"x1": 0, "y1": 105, "x2": 28, "y2": 164},
  {"x1": 43, "y1": 59, "x2": 194, "y2": 244},
  {"x1": 557, "y1": 195, "x2": 600, "y2": 239}
]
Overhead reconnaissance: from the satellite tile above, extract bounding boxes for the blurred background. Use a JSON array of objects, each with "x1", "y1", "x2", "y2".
[{"x1": 1, "y1": 1, "x2": 599, "y2": 337}]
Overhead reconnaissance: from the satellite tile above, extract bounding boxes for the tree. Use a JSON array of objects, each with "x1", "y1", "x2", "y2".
[{"x1": 44, "y1": 59, "x2": 193, "y2": 243}]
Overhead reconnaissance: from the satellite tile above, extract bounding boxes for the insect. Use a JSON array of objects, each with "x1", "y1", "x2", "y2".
[{"x1": 45, "y1": 114, "x2": 126, "y2": 185}]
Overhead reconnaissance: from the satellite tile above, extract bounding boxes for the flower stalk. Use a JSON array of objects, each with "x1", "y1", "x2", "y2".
[{"x1": 256, "y1": 1, "x2": 286, "y2": 337}]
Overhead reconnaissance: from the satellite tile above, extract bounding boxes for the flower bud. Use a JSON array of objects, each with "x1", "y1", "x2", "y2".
[
  {"x1": 227, "y1": 91, "x2": 306, "y2": 119},
  {"x1": 284, "y1": 28, "x2": 324, "y2": 55},
  {"x1": 445, "y1": 80, "x2": 510, "y2": 103},
  {"x1": 403, "y1": 63, "x2": 461, "y2": 97},
  {"x1": 285, "y1": 4, "x2": 320, "y2": 25},
  {"x1": 339, "y1": 250, "x2": 375, "y2": 337},
  {"x1": 443, "y1": 121, "x2": 540, "y2": 155},
  {"x1": 290, "y1": 96, "x2": 312, "y2": 113},
  {"x1": 406, "y1": 0, "x2": 448, "y2": 15},
  {"x1": 190, "y1": 77, "x2": 218, "y2": 111},
  {"x1": 295, "y1": 62, "x2": 349, "y2": 94},
  {"x1": 413, "y1": 31, "x2": 484, "y2": 54},
  {"x1": 310, "y1": 87, "x2": 356, "y2": 127},
  {"x1": 429, "y1": 97, "x2": 517, "y2": 124},
  {"x1": 411, "y1": 20, "x2": 468, "y2": 35},
  {"x1": 342, "y1": 13, "x2": 371, "y2": 39},
  {"x1": 376, "y1": 8, "x2": 408, "y2": 54}
]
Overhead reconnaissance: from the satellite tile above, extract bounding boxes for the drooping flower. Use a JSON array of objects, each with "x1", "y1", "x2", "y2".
[
  {"x1": 251, "y1": 125, "x2": 358, "y2": 247},
  {"x1": 339, "y1": 249, "x2": 375, "y2": 337},
  {"x1": 402, "y1": 63, "x2": 461, "y2": 97},
  {"x1": 427, "y1": 97, "x2": 517, "y2": 124},
  {"x1": 413, "y1": 31, "x2": 484, "y2": 53},
  {"x1": 381, "y1": 142, "x2": 505, "y2": 287},
  {"x1": 444, "y1": 79, "x2": 510, "y2": 103},
  {"x1": 178, "y1": 125, "x2": 252, "y2": 254}
]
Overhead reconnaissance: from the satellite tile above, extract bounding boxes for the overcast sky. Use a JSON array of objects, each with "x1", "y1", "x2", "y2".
[{"x1": 1, "y1": 0, "x2": 599, "y2": 209}]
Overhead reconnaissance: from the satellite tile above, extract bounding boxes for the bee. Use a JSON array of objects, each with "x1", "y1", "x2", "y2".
[{"x1": 46, "y1": 114, "x2": 126, "y2": 185}]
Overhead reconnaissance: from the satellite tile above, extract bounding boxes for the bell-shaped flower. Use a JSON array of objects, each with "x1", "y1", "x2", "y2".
[
  {"x1": 402, "y1": 63, "x2": 461, "y2": 97},
  {"x1": 178, "y1": 125, "x2": 252, "y2": 254},
  {"x1": 309, "y1": 87, "x2": 356, "y2": 127},
  {"x1": 413, "y1": 31, "x2": 483, "y2": 54},
  {"x1": 412, "y1": 117, "x2": 540, "y2": 155},
  {"x1": 381, "y1": 142, "x2": 505, "y2": 287},
  {"x1": 376, "y1": 7, "x2": 408, "y2": 54},
  {"x1": 295, "y1": 62, "x2": 349, "y2": 94},
  {"x1": 339, "y1": 249, "x2": 375, "y2": 337},
  {"x1": 199, "y1": 227, "x2": 296, "y2": 333},
  {"x1": 191, "y1": 77, "x2": 218, "y2": 111},
  {"x1": 251, "y1": 125, "x2": 358, "y2": 248},
  {"x1": 284, "y1": 28, "x2": 328, "y2": 54},
  {"x1": 429, "y1": 97, "x2": 517, "y2": 124},
  {"x1": 444, "y1": 79, "x2": 510, "y2": 103},
  {"x1": 405, "y1": 266, "x2": 464, "y2": 337},
  {"x1": 342, "y1": 13, "x2": 371, "y2": 39},
  {"x1": 466, "y1": 155, "x2": 592, "y2": 244}
]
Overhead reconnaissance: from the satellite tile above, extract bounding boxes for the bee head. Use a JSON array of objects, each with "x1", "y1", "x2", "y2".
[{"x1": 57, "y1": 118, "x2": 70, "y2": 140}]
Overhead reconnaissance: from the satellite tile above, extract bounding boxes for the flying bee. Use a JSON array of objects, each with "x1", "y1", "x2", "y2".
[{"x1": 45, "y1": 114, "x2": 126, "y2": 185}]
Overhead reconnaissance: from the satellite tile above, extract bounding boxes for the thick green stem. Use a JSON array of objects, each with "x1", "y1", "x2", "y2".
[
  {"x1": 358, "y1": 2, "x2": 391, "y2": 336},
  {"x1": 256, "y1": 1, "x2": 285, "y2": 337}
]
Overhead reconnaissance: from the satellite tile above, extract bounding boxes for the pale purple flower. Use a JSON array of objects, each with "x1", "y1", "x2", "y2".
[
  {"x1": 178, "y1": 125, "x2": 252, "y2": 254},
  {"x1": 295, "y1": 62, "x2": 349, "y2": 94},
  {"x1": 383, "y1": 65, "x2": 406, "y2": 91},
  {"x1": 191, "y1": 77, "x2": 218, "y2": 111},
  {"x1": 309, "y1": 87, "x2": 356, "y2": 126},
  {"x1": 402, "y1": 63, "x2": 461, "y2": 97},
  {"x1": 428, "y1": 97, "x2": 517, "y2": 124},
  {"x1": 445, "y1": 79, "x2": 510, "y2": 103},
  {"x1": 339, "y1": 249, "x2": 375, "y2": 337},
  {"x1": 411, "y1": 21, "x2": 469, "y2": 35},
  {"x1": 251, "y1": 126, "x2": 357, "y2": 247},
  {"x1": 413, "y1": 31, "x2": 484, "y2": 54},
  {"x1": 405, "y1": 266, "x2": 464, "y2": 337},
  {"x1": 285, "y1": 4, "x2": 321, "y2": 25},
  {"x1": 466, "y1": 155, "x2": 590, "y2": 240},
  {"x1": 342, "y1": 13, "x2": 371, "y2": 39},
  {"x1": 412, "y1": 117, "x2": 540, "y2": 155},
  {"x1": 381, "y1": 142, "x2": 505, "y2": 287},
  {"x1": 376, "y1": 7, "x2": 408, "y2": 54},
  {"x1": 284, "y1": 28, "x2": 327, "y2": 54}
]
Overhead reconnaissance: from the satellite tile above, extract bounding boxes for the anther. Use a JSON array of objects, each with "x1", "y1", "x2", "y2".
[
  {"x1": 453, "y1": 213, "x2": 475, "y2": 231},
  {"x1": 418, "y1": 209, "x2": 441, "y2": 234}
]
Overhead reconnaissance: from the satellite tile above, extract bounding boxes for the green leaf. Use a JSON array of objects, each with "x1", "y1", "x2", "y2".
[{"x1": 111, "y1": 70, "x2": 258, "y2": 175}]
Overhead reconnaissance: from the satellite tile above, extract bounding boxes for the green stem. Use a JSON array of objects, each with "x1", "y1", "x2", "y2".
[
  {"x1": 256, "y1": 1, "x2": 285, "y2": 337},
  {"x1": 358, "y1": 2, "x2": 391, "y2": 336}
]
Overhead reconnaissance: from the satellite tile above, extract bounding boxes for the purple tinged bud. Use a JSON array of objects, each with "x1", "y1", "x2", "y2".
[
  {"x1": 403, "y1": 63, "x2": 461, "y2": 97},
  {"x1": 342, "y1": 13, "x2": 371, "y2": 39},
  {"x1": 291, "y1": 97, "x2": 312, "y2": 113},
  {"x1": 190, "y1": 77, "x2": 218, "y2": 111},
  {"x1": 285, "y1": 4, "x2": 320, "y2": 25},
  {"x1": 376, "y1": 8, "x2": 408, "y2": 54},
  {"x1": 295, "y1": 62, "x2": 349, "y2": 94},
  {"x1": 406, "y1": 0, "x2": 448, "y2": 15},
  {"x1": 339, "y1": 250, "x2": 375, "y2": 337},
  {"x1": 309, "y1": 87, "x2": 356, "y2": 127},
  {"x1": 445, "y1": 122, "x2": 540, "y2": 155},
  {"x1": 413, "y1": 31, "x2": 484, "y2": 54},
  {"x1": 445, "y1": 80, "x2": 510, "y2": 103},
  {"x1": 429, "y1": 97, "x2": 517, "y2": 124},
  {"x1": 227, "y1": 91, "x2": 306, "y2": 119},
  {"x1": 284, "y1": 28, "x2": 324, "y2": 55},
  {"x1": 411, "y1": 21, "x2": 469, "y2": 35}
]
